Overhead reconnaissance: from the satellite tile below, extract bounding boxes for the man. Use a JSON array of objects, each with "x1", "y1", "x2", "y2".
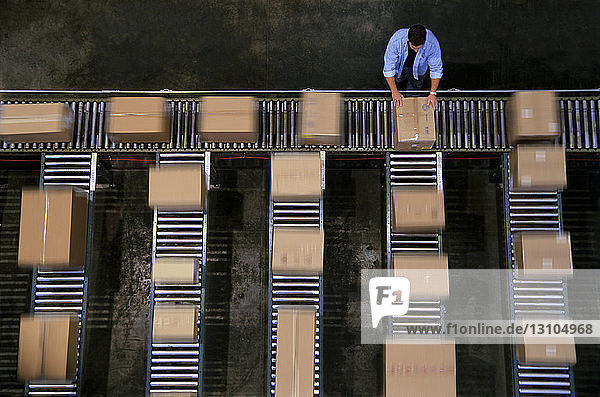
[{"x1": 383, "y1": 24, "x2": 443, "y2": 108}]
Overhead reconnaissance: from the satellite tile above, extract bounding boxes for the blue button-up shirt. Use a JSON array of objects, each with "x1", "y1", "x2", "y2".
[{"x1": 383, "y1": 28, "x2": 443, "y2": 80}]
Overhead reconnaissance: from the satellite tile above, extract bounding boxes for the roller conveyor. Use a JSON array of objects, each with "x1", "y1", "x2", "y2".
[
  {"x1": 26, "y1": 153, "x2": 96, "y2": 397},
  {"x1": 503, "y1": 153, "x2": 575, "y2": 396},
  {"x1": 268, "y1": 151, "x2": 325, "y2": 396},
  {"x1": 146, "y1": 153, "x2": 209, "y2": 396},
  {"x1": 0, "y1": 91, "x2": 598, "y2": 152},
  {"x1": 386, "y1": 153, "x2": 444, "y2": 334}
]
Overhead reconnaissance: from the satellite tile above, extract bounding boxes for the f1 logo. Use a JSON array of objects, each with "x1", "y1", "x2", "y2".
[{"x1": 369, "y1": 277, "x2": 411, "y2": 328}]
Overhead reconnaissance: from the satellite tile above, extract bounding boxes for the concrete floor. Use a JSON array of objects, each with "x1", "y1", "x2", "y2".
[{"x1": 0, "y1": 1, "x2": 598, "y2": 90}]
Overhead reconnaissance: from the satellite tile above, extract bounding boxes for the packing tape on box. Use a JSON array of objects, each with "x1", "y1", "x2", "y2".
[
  {"x1": 110, "y1": 112, "x2": 164, "y2": 117},
  {"x1": 0, "y1": 115, "x2": 64, "y2": 124}
]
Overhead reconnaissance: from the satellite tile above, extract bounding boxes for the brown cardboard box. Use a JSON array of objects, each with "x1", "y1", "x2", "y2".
[
  {"x1": 108, "y1": 97, "x2": 170, "y2": 143},
  {"x1": 518, "y1": 336, "x2": 576, "y2": 364},
  {"x1": 148, "y1": 165, "x2": 206, "y2": 210},
  {"x1": 392, "y1": 188, "x2": 445, "y2": 232},
  {"x1": 299, "y1": 92, "x2": 343, "y2": 145},
  {"x1": 271, "y1": 152, "x2": 322, "y2": 202},
  {"x1": 385, "y1": 343, "x2": 456, "y2": 397},
  {"x1": 508, "y1": 91, "x2": 560, "y2": 144},
  {"x1": 392, "y1": 254, "x2": 449, "y2": 298},
  {"x1": 153, "y1": 257, "x2": 198, "y2": 284},
  {"x1": 199, "y1": 96, "x2": 257, "y2": 143},
  {"x1": 393, "y1": 97, "x2": 436, "y2": 150},
  {"x1": 42, "y1": 315, "x2": 79, "y2": 380},
  {"x1": 275, "y1": 306, "x2": 316, "y2": 397},
  {"x1": 272, "y1": 227, "x2": 324, "y2": 275},
  {"x1": 0, "y1": 103, "x2": 74, "y2": 143},
  {"x1": 18, "y1": 187, "x2": 89, "y2": 269},
  {"x1": 514, "y1": 232, "x2": 573, "y2": 276},
  {"x1": 18, "y1": 314, "x2": 79, "y2": 381},
  {"x1": 510, "y1": 144, "x2": 566, "y2": 191},
  {"x1": 152, "y1": 304, "x2": 198, "y2": 343},
  {"x1": 18, "y1": 316, "x2": 44, "y2": 381}
]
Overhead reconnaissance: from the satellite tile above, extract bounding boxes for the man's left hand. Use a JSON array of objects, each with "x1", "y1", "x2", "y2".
[{"x1": 427, "y1": 93, "x2": 437, "y2": 108}]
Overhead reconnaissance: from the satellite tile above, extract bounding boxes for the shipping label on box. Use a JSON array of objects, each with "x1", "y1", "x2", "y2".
[{"x1": 393, "y1": 97, "x2": 436, "y2": 150}]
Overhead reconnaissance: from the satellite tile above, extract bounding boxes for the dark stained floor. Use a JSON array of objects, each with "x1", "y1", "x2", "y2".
[{"x1": 0, "y1": 1, "x2": 598, "y2": 90}]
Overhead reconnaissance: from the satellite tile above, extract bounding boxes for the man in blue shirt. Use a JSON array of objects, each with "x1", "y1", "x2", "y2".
[{"x1": 383, "y1": 24, "x2": 443, "y2": 108}]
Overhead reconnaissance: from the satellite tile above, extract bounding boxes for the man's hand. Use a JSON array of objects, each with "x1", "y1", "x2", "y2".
[
  {"x1": 427, "y1": 93, "x2": 437, "y2": 108},
  {"x1": 392, "y1": 90, "x2": 404, "y2": 107}
]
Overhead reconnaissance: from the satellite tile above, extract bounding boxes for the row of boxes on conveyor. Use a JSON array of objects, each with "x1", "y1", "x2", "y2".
[
  {"x1": 509, "y1": 91, "x2": 576, "y2": 366},
  {"x1": 389, "y1": 181, "x2": 455, "y2": 396},
  {"x1": 17, "y1": 188, "x2": 88, "y2": 380},
  {"x1": 0, "y1": 93, "x2": 344, "y2": 145},
  {"x1": 271, "y1": 152, "x2": 323, "y2": 397}
]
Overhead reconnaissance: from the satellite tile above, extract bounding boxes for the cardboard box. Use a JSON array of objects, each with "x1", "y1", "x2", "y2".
[
  {"x1": 0, "y1": 103, "x2": 74, "y2": 143},
  {"x1": 385, "y1": 343, "x2": 456, "y2": 397},
  {"x1": 18, "y1": 187, "x2": 89, "y2": 269},
  {"x1": 514, "y1": 232, "x2": 573, "y2": 277},
  {"x1": 18, "y1": 316, "x2": 44, "y2": 381},
  {"x1": 18, "y1": 314, "x2": 79, "y2": 381},
  {"x1": 518, "y1": 336, "x2": 576, "y2": 364},
  {"x1": 42, "y1": 315, "x2": 79, "y2": 380},
  {"x1": 108, "y1": 97, "x2": 170, "y2": 143},
  {"x1": 392, "y1": 188, "x2": 445, "y2": 232},
  {"x1": 299, "y1": 92, "x2": 343, "y2": 145},
  {"x1": 510, "y1": 144, "x2": 566, "y2": 191},
  {"x1": 148, "y1": 165, "x2": 206, "y2": 210},
  {"x1": 508, "y1": 91, "x2": 560, "y2": 144},
  {"x1": 272, "y1": 227, "x2": 324, "y2": 275},
  {"x1": 199, "y1": 96, "x2": 257, "y2": 143},
  {"x1": 393, "y1": 97, "x2": 436, "y2": 150},
  {"x1": 153, "y1": 257, "x2": 198, "y2": 284},
  {"x1": 275, "y1": 306, "x2": 316, "y2": 397},
  {"x1": 152, "y1": 304, "x2": 198, "y2": 343},
  {"x1": 271, "y1": 152, "x2": 322, "y2": 202},
  {"x1": 392, "y1": 254, "x2": 449, "y2": 298}
]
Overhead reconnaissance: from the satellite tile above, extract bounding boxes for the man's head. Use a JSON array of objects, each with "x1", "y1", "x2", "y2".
[{"x1": 408, "y1": 24, "x2": 427, "y2": 51}]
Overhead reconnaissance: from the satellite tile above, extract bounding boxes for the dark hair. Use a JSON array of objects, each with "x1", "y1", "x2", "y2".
[{"x1": 408, "y1": 24, "x2": 427, "y2": 46}]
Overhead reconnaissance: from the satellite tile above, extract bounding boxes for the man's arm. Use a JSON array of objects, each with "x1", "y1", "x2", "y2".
[
  {"x1": 428, "y1": 78, "x2": 441, "y2": 107},
  {"x1": 427, "y1": 36, "x2": 443, "y2": 107},
  {"x1": 383, "y1": 33, "x2": 404, "y2": 106},
  {"x1": 386, "y1": 76, "x2": 404, "y2": 107}
]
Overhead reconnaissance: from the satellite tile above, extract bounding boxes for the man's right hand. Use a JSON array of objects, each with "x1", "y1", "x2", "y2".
[{"x1": 392, "y1": 90, "x2": 404, "y2": 107}]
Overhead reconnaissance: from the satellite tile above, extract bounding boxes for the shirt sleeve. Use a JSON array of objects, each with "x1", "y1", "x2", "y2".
[
  {"x1": 383, "y1": 35, "x2": 400, "y2": 78},
  {"x1": 427, "y1": 36, "x2": 443, "y2": 79}
]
